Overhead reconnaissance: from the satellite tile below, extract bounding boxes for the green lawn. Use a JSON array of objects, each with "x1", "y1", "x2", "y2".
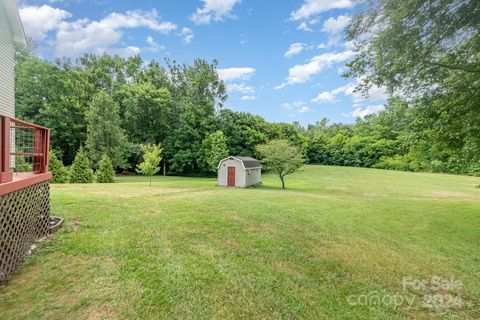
[{"x1": 1, "y1": 165, "x2": 479, "y2": 319}]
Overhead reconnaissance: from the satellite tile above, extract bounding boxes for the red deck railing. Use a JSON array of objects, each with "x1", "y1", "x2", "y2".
[{"x1": 0, "y1": 114, "x2": 51, "y2": 195}]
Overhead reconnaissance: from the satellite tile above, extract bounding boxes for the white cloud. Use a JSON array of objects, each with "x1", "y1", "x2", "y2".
[
  {"x1": 346, "y1": 104, "x2": 385, "y2": 118},
  {"x1": 322, "y1": 15, "x2": 350, "y2": 34},
  {"x1": 311, "y1": 83, "x2": 353, "y2": 103},
  {"x1": 297, "y1": 21, "x2": 313, "y2": 32},
  {"x1": 321, "y1": 15, "x2": 351, "y2": 47},
  {"x1": 146, "y1": 36, "x2": 155, "y2": 45},
  {"x1": 298, "y1": 106, "x2": 311, "y2": 113},
  {"x1": 311, "y1": 91, "x2": 336, "y2": 103},
  {"x1": 284, "y1": 43, "x2": 305, "y2": 58},
  {"x1": 291, "y1": 0, "x2": 354, "y2": 21},
  {"x1": 108, "y1": 46, "x2": 141, "y2": 57},
  {"x1": 19, "y1": 5, "x2": 71, "y2": 41},
  {"x1": 55, "y1": 9, "x2": 177, "y2": 57},
  {"x1": 282, "y1": 101, "x2": 311, "y2": 113},
  {"x1": 217, "y1": 67, "x2": 255, "y2": 82},
  {"x1": 358, "y1": 84, "x2": 388, "y2": 101},
  {"x1": 180, "y1": 27, "x2": 194, "y2": 44},
  {"x1": 220, "y1": 67, "x2": 256, "y2": 98},
  {"x1": 311, "y1": 80, "x2": 388, "y2": 104},
  {"x1": 297, "y1": 17, "x2": 321, "y2": 32},
  {"x1": 344, "y1": 40, "x2": 356, "y2": 50},
  {"x1": 227, "y1": 83, "x2": 255, "y2": 94},
  {"x1": 276, "y1": 50, "x2": 354, "y2": 89},
  {"x1": 190, "y1": 0, "x2": 241, "y2": 25},
  {"x1": 145, "y1": 36, "x2": 165, "y2": 52},
  {"x1": 343, "y1": 79, "x2": 388, "y2": 102},
  {"x1": 336, "y1": 65, "x2": 348, "y2": 74}
]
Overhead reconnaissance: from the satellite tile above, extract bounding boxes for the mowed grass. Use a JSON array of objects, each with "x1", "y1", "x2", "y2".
[{"x1": 1, "y1": 165, "x2": 479, "y2": 319}]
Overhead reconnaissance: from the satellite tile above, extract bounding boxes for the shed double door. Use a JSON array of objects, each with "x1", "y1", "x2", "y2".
[{"x1": 227, "y1": 166, "x2": 235, "y2": 187}]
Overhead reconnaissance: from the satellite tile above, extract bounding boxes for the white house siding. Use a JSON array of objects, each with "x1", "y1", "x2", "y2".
[
  {"x1": 0, "y1": 2, "x2": 15, "y2": 117},
  {"x1": 217, "y1": 158, "x2": 246, "y2": 187},
  {"x1": 245, "y1": 168, "x2": 261, "y2": 186}
]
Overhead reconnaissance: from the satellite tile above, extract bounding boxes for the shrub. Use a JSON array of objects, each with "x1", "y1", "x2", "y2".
[
  {"x1": 467, "y1": 161, "x2": 480, "y2": 177},
  {"x1": 374, "y1": 155, "x2": 412, "y2": 171},
  {"x1": 49, "y1": 150, "x2": 69, "y2": 183},
  {"x1": 429, "y1": 160, "x2": 446, "y2": 173},
  {"x1": 69, "y1": 146, "x2": 93, "y2": 183},
  {"x1": 96, "y1": 154, "x2": 115, "y2": 183},
  {"x1": 13, "y1": 156, "x2": 31, "y2": 172}
]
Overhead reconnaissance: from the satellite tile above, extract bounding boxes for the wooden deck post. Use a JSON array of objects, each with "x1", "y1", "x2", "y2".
[
  {"x1": 0, "y1": 116, "x2": 12, "y2": 183},
  {"x1": 33, "y1": 128, "x2": 41, "y2": 172},
  {"x1": 41, "y1": 129, "x2": 50, "y2": 173}
]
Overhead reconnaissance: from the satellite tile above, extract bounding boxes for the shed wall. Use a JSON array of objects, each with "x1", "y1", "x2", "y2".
[
  {"x1": 0, "y1": 3, "x2": 15, "y2": 117},
  {"x1": 245, "y1": 168, "x2": 261, "y2": 186},
  {"x1": 217, "y1": 159, "x2": 246, "y2": 187}
]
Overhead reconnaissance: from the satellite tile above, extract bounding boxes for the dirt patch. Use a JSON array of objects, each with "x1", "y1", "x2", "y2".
[
  {"x1": 429, "y1": 191, "x2": 480, "y2": 202},
  {"x1": 430, "y1": 191, "x2": 470, "y2": 198},
  {"x1": 70, "y1": 218, "x2": 81, "y2": 231},
  {"x1": 87, "y1": 304, "x2": 118, "y2": 320},
  {"x1": 325, "y1": 186, "x2": 349, "y2": 191}
]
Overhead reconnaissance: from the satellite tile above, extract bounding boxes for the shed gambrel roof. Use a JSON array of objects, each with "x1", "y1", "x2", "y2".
[
  {"x1": 217, "y1": 156, "x2": 261, "y2": 169},
  {"x1": 234, "y1": 156, "x2": 261, "y2": 168}
]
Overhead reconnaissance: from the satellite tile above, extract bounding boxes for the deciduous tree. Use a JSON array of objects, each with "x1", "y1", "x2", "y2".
[
  {"x1": 136, "y1": 144, "x2": 162, "y2": 186},
  {"x1": 202, "y1": 131, "x2": 229, "y2": 173},
  {"x1": 256, "y1": 140, "x2": 305, "y2": 189},
  {"x1": 86, "y1": 91, "x2": 127, "y2": 169}
]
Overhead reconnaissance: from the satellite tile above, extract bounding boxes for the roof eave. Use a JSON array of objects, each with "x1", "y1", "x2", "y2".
[{"x1": 3, "y1": 0, "x2": 27, "y2": 46}]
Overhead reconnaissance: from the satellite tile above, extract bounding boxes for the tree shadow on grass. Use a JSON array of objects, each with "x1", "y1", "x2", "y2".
[{"x1": 251, "y1": 183, "x2": 288, "y2": 191}]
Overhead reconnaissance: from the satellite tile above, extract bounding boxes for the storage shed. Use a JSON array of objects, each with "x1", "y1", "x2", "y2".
[{"x1": 217, "y1": 156, "x2": 261, "y2": 187}]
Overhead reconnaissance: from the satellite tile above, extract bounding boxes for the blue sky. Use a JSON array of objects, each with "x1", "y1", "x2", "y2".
[{"x1": 17, "y1": 0, "x2": 387, "y2": 125}]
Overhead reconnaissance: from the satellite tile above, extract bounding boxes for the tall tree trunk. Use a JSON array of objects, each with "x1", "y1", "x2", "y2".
[
  {"x1": 163, "y1": 160, "x2": 166, "y2": 176},
  {"x1": 280, "y1": 176, "x2": 285, "y2": 189}
]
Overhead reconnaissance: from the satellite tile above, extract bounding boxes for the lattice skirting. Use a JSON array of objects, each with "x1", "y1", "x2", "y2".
[{"x1": 0, "y1": 180, "x2": 50, "y2": 284}]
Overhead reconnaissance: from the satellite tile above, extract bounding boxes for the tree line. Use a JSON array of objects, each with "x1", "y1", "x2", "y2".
[
  {"x1": 14, "y1": 49, "x2": 479, "y2": 178},
  {"x1": 14, "y1": 0, "x2": 479, "y2": 178}
]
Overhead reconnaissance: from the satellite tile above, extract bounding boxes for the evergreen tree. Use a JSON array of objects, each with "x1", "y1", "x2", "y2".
[
  {"x1": 49, "y1": 150, "x2": 69, "y2": 183},
  {"x1": 96, "y1": 154, "x2": 115, "y2": 183},
  {"x1": 86, "y1": 91, "x2": 127, "y2": 169},
  {"x1": 69, "y1": 146, "x2": 94, "y2": 183},
  {"x1": 202, "y1": 131, "x2": 229, "y2": 173},
  {"x1": 12, "y1": 156, "x2": 31, "y2": 172}
]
